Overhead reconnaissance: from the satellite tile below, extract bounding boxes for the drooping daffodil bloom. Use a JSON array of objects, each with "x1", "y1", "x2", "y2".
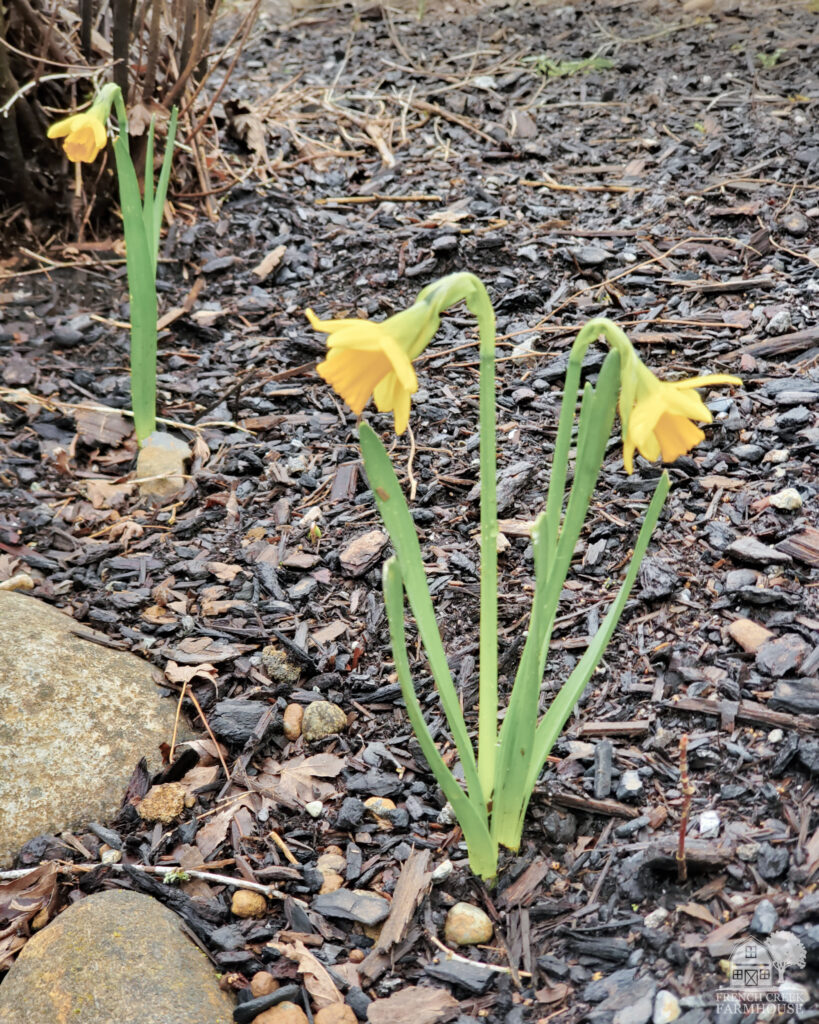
[
  {"x1": 47, "y1": 83, "x2": 119, "y2": 164},
  {"x1": 308, "y1": 298, "x2": 441, "y2": 435},
  {"x1": 618, "y1": 348, "x2": 741, "y2": 474}
]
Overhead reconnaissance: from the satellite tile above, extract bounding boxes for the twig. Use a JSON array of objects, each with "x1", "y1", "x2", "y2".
[
  {"x1": 677, "y1": 733, "x2": 694, "y2": 883},
  {"x1": 0, "y1": 861, "x2": 287, "y2": 898},
  {"x1": 406, "y1": 423, "x2": 418, "y2": 501},
  {"x1": 426, "y1": 933, "x2": 533, "y2": 978}
]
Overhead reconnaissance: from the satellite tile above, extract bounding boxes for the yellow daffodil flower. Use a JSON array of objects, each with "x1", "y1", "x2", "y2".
[
  {"x1": 619, "y1": 354, "x2": 741, "y2": 473},
  {"x1": 47, "y1": 84, "x2": 119, "y2": 163},
  {"x1": 308, "y1": 300, "x2": 440, "y2": 434}
]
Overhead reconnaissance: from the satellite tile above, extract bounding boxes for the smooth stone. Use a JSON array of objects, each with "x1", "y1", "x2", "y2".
[
  {"x1": 769, "y1": 488, "x2": 803, "y2": 510},
  {"x1": 314, "y1": 1006, "x2": 358, "y2": 1024},
  {"x1": 231, "y1": 889, "x2": 267, "y2": 918},
  {"x1": 443, "y1": 902, "x2": 494, "y2": 946},
  {"x1": 616, "y1": 769, "x2": 644, "y2": 801},
  {"x1": 254, "y1": 1004, "x2": 309, "y2": 1024},
  {"x1": 751, "y1": 898, "x2": 777, "y2": 935},
  {"x1": 728, "y1": 617, "x2": 775, "y2": 654},
  {"x1": 136, "y1": 430, "x2": 191, "y2": 500},
  {"x1": 0, "y1": 890, "x2": 234, "y2": 1024},
  {"x1": 302, "y1": 701, "x2": 347, "y2": 741},
  {"x1": 653, "y1": 990, "x2": 681, "y2": 1024},
  {"x1": 0, "y1": 593, "x2": 188, "y2": 867},
  {"x1": 282, "y1": 703, "x2": 304, "y2": 741}
]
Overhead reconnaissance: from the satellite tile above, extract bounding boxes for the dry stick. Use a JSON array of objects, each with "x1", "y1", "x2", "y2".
[
  {"x1": 184, "y1": 686, "x2": 231, "y2": 784},
  {"x1": 676, "y1": 733, "x2": 695, "y2": 883},
  {"x1": 0, "y1": 861, "x2": 287, "y2": 898}
]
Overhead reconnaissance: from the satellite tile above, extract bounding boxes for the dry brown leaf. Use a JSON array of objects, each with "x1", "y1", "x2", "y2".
[
  {"x1": 676, "y1": 901, "x2": 721, "y2": 927},
  {"x1": 252, "y1": 244, "x2": 287, "y2": 281},
  {"x1": 165, "y1": 660, "x2": 219, "y2": 686},
  {"x1": 268, "y1": 939, "x2": 343, "y2": 1009},
  {"x1": 367, "y1": 986, "x2": 458, "y2": 1024},
  {"x1": 196, "y1": 795, "x2": 254, "y2": 860},
  {"x1": 206, "y1": 561, "x2": 244, "y2": 582},
  {"x1": 75, "y1": 406, "x2": 132, "y2": 447},
  {"x1": 0, "y1": 863, "x2": 58, "y2": 970},
  {"x1": 256, "y1": 753, "x2": 344, "y2": 805}
]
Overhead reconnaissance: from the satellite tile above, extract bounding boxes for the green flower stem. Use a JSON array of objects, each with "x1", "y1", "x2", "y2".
[{"x1": 463, "y1": 278, "x2": 499, "y2": 800}]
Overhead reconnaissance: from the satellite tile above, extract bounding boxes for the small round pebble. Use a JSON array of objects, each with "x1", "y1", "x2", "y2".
[
  {"x1": 283, "y1": 703, "x2": 304, "y2": 741},
  {"x1": 254, "y1": 1002, "x2": 308, "y2": 1024},
  {"x1": 769, "y1": 488, "x2": 802, "y2": 510},
  {"x1": 443, "y1": 902, "x2": 493, "y2": 946},
  {"x1": 232, "y1": 889, "x2": 268, "y2": 918},
  {"x1": 302, "y1": 701, "x2": 347, "y2": 741},
  {"x1": 317, "y1": 852, "x2": 346, "y2": 874},
  {"x1": 261, "y1": 645, "x2": 301, "y2": 685},
  {"x1": 653, "y1": 989, "x2": 680, "y2": 1024},
  {"x1": 364, "y1": 797, "x2": 395, "y2": 825},
  {"x1": 313, "y1": 1004, "x2": 358, "y2": 1024},
  {"x1": 319, "y1": 872, "x2": 344, "y2": 894},
  {"x1": 137, "y1": 783, "x2": 186, "y2": 823},
  {"x1": 250, "y1": 972, "x2": 280, "y2": 997},
  {"x1": 348, "y1": 948, "x2": 365, "y2": 964},
  {"x1": 305, "y1": 800, "x2": 323, "y2": 818}
]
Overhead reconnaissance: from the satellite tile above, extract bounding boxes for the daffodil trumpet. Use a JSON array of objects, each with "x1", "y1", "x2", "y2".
[
  {"x1": 313, "y1": 280, "x2": 741, "y2": 881},
  {"x1": 48, "y1": 86, "x2": 178, "y2": 444}
]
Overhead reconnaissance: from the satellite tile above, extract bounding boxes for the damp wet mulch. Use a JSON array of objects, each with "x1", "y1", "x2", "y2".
[{"x1": 1, "y1": 1, "x2": 819, "y2": 1021}]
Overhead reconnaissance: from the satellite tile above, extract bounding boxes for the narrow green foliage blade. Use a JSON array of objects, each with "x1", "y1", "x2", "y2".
[
  {"x1": 522, "y1": 471, "x2": 670, "y2": 798},
  {"x1": 142, "y1": 116, "x2": 156, "y2": 271},
  {"x1": 152, "y1": 107, "x2": 178, "y2": 273},
  {"x1": 491, "y1": 351, "x2": 621, "y2": 849},
  {"x1": 359, "y1": 423, "x2": 484, "y2": 808},
  {"x1": 112, "y1": 132, "x2": 157, "y2": 444},
  {"x1": 383, "y1": 558, "x2": 496, "y2": 879}
]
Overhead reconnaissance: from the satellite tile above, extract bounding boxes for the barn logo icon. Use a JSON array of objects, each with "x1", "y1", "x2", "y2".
[{"x1": 716, "y1": 932, "x2": 807, "y2": 1014}]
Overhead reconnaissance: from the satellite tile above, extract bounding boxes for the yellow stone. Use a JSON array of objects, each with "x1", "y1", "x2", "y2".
[
  {"x1": 283, "y1": 703, "x2": 304, "y2": 741},
  {"x1": 443, "y1": 902, "x2": 493, "y2": 946},
  {"x1": 138, "y1": 783, "x2": 186, "y2": 824},
  {"x1": 231, "y1": 889, "x2": 267, "y2": 918},
  {"x1": 254, "y1": 1002, "x2": 308, "y2": 1024}
]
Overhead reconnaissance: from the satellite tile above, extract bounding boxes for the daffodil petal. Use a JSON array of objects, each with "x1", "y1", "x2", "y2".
[
  {"x1": 654, "y1": 413, "x2": 705, "y2": 462},
  {"x1": 317, "y1": 349, "x2": 394, "y2": 415},
  {"x1": 306, "y1": 308, "x2": 373, "y2": 333},
  {"x1": 671, "y1": 374, "x2": 742, "y2": 390},
  {"x1": 47, "y1": 115, "x2": 79, "y2": 139},
  {"x1": 664, "y1": 385, "x2": 713, "y2": 423}
]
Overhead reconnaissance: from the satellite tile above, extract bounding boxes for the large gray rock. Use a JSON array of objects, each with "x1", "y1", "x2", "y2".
[
  {"x1": 0, "y1": 889, "x2": 234, "y2": 1024},
  {"x1": 0, "y1": 593, "x2": 185, "y2": 866}
]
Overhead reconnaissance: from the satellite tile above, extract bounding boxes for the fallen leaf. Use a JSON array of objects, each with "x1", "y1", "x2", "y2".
[
  {"x1": 196, "y1": 795, "x2": 254, "y2": 860},
  {"x1": 75, "y1": 406, "x2": 132, "y2": 447},
  {"x1": 206, "y1": 561, "x2": 244, "y2": 582},
  {"x1": 676, "y1": 901, "x2": 721, "y2": 927},
  {"x1": 256, "y1": 753, "x2": 344, "y2": 805},
  {"x1": 267, "y1": 939, "x2": 343, "y2": 1009},
  {"x1": 0, "y1": 863, "x2": 58, "y2": 970},
  {"x1": 366, "y1": 986, "x2": 459, "y2": 1024},
  {"x1": 85, "y1": 479, "x2": 136, "y2": 509},
  {"x1": 252, "y1": 244, "x2": 287, "y2": 281},
  {"x1": 165, "y1": 660, "x2": 219, "y2": 686},
  {"x1": 312, "y1": 620, "x2": 347, "y2": 645}
]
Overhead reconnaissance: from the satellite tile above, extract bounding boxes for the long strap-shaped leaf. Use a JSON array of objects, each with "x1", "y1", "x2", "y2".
[
  {"x1": 491, "y1": 352, "x2": 620, "y2": 848},
  {"x1": 511, "y1": 471, "x2": 670, "y2": 841},
  {"x1": 112, "y1": 122, "x2": 157, "y2": 444},
  {"x1": 152, "y1": 106, "x2": 178, "y2": 273},
  {"x1": 383, "y1": 558, "x2": 496, "y2": 879},
  {"x1": 359, "y1": 423, "x2": 485, "y2": 809}
]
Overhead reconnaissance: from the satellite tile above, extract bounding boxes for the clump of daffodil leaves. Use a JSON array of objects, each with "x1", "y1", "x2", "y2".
[
  {"x1": 48, "y1": 83, "x2": 178, "y2": 454},
  {"x1": 308, "y1": 274, "x2": 740, "y2": 881}
]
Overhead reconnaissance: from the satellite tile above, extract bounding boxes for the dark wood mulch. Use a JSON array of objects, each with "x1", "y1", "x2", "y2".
[{"x1": 1, "y1": 2, "x2": 818, "y2": 1021}]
